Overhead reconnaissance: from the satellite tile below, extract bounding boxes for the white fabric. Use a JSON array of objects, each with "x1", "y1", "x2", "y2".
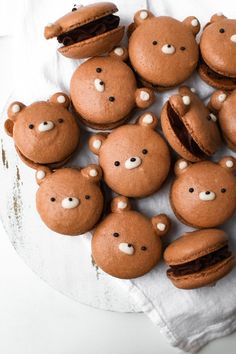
[{"x1": 1, "y1": 0, "x2": 236, "y2": 352}]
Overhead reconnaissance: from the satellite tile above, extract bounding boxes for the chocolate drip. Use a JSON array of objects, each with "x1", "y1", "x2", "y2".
[
  {"x1": 167, "y1": 245, "x2": 231, "y2": 277},
  {"x1": 57, "y1": 14, "x2": 120, "y2": 47}
]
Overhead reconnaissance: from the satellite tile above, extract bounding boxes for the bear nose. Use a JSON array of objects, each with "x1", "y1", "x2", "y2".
[
  {"x1": 38, "y1": 121, "x2": 54, "y2": 132},
  {"x1": 161, "y1": 44, "x2": 175, "y2": 54},
  {"x1": 125, "y1": 156, "x2": 142, "y2": 170},
  {"x1": 199, "y1": 191, "x2": 216, "y2": 201},
  {"x1": 230, "y1": 34, "x2": 236, "y2": 42},
  {"x1": 61, "y1": 197, "x2": 80, "y2": 209},
  {"x1": 118, "y1": 243, "x2": 134, "y2": 255}
]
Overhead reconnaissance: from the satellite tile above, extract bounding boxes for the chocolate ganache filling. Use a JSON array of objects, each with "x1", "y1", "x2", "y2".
[
  {"x1": 57, "y1": 14, "x2": 120, "y2": 47},
  {"x1": 167, "y1": 101, "x2": 207, "y2": 159},
  {"x1": 167, "y1": 245, "x2": 231, "y2": 277},
  {"x1": 200, "y1": 57, "x2": 236, "y2": 84}
]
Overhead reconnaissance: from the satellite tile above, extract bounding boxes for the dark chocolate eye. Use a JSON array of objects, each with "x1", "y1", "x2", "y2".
[
  {"x1": 113, "y1": 232, "x2": 119, "y2": 237},
  {"x1": 180, "y1": 46, "x2": 186, "y2": 51},
  {"x1": 109, "y1": 96, "x2": 115, "y2": 102},
  {"x1": 114, "y1": 161, "x2": 120, "y2": 166},
  {"x1": 96, "y1": 67, "x2": 102, "y2": 73},
  {"x1": 221, "y1": 188, "x2": 226, "y2": 193},
  {"x1": 219, "y1": 28, "x2": 225, "y2": 33},
  {"x1": 72, "y1": 7, "x2": 77, "y2": 11},
  {"x1": 50, "y1": 197, "x2": 56, "y2": 202},
  {"x1": 85, "y1": 195, "x2": 90, "y2": 199},
  {"x1": 141, "y1": 246, "x2": 147, "y2": 251},
  {"x1": 189, "y1": 188, "x2": 194, "y2": 193},
  {"x1": 152, "y1": 40, "x2": 158, "y2": 45},
  {"x1": 29, "y1": 124, "x2": 34, "y2": 129},
  {"x1": 58, "y1": 118, "x2": 64, "y2": 123},
  {"x1": 142, "y1": 149, "x2": 148, "y2": 155}
]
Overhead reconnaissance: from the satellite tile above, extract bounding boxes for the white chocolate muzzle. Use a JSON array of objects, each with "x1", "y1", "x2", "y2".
[
  {"x1": 161, "y1": 44, "x2": 175, "y2": 54},
  {"x1": 124, "y1": 156, "x2": 142, "y2": 170},
  {"x1": 38, "y1": 121, "x2": 54, "y2": 132},
  {"x1": 199, "y1": 191, "x2": 216, "y2": 201},
  {"x1": 61, "y1": 197, "x2": 80, "y2": 209},
  {"x1": 118, "y1": 243, "x2": 134, "y2": 255}
]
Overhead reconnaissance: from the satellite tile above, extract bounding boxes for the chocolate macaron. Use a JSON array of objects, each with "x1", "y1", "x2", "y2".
[
  {"x1": 199, "y1": 13, "x2": 236, "y2": 90},
  {"x1": 164, "y1": 229, "x2": 235, "y2": 289},
  {"x1": 161, "y1": 86, "x2": 221, "y2": 162},
  {"x1": 44, "y1": 2, "x2": 124, "y2": 59}
]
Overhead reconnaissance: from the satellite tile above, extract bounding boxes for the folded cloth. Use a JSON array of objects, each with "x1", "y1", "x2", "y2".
[{"x1": 1, "y1": 0, "x2": 236, "y2": 352}]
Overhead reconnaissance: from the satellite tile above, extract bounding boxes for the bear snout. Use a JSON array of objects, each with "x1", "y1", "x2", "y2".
[
  {"x1": 118, "y1": 243, "x2": 134, "y2": 255},
  {"x1": 199, "y1": 191, "x2": 216, "y2": 201},
  {"x1": 61, "y1": 197, "x2": 80, "y2": 209},
  {"x1": 161, "y1": 44, "x2": 176, "y2": 54},
  {"x1": 38, "y1": 121, "x2": 55, "y2": 132},
  {"x1": 124, "y1": 156, "x2": 142, "y2": 170}
]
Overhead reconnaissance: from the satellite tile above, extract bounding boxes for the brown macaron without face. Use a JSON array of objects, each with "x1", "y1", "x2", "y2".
[
  {"x1": 4, "y1": 93, "x2": 80, "y2": 169},
  {"x1": 70, "y1": 47, "x2": 154, "y2": 129},
  {"x1": 44, "y1": 2, "x2": 124, "y2": 59},
  {"x1": 209, "y1": 89, "x2": 236, "y2": 151},
  {"x1": 199, "y1": 13, "x2": 236, "y2": 90},
  {"x1": 89, "y1": 112, "x2": 170, "y2": 197},
  {"x1": 92, "y1": 196, "x2": 171, "y2": 279},
  {"x1": 161, "y1": 86, "x2": 222, "y2": 162},
  {"x1": 35, "y1": 165, "x2": 104, "y2": 236},
  {"x1": 128, "y1": 10, "x2": 200, "y2": 91},
  {"x1": 170, "y1": 157, "x2": 236, "y2": 229},
  {"x1": 164, "y1": 229, "x2": 235, "y2": 290}
]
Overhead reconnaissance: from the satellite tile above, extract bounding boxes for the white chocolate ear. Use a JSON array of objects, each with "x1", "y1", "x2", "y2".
[
  {"x1": 210, "y1": 13, "x2": 227, "y2": 23},
  {"x1": 209, "y1": 90, "x2": 228, "y2": 111},
  {"x1": 182, "y1": 16, "x2": 200, "y2": 36},
  {"x1": 81, "y1": 164, "x2": 102, "y2": 183},
  {"x1": 137, "y1": 112, "x2": 158, "y2": 129},
  {"x1": 49, "y1": 92, "x2": 70, "y2": 108},
  {"x1": 133, "y1": 9, "x2": 154, "y2": 26},
  {"x1": 111, "y1": 196, "x2": 131, "y2": 213},
  {"x1": 174, "y1": 159, "x2": 192, "y2": 176},
  {"x1": 135, "y1": 88, "x2": 155, "y2": 109},
  {"x1": 109, "y1": 47, "x2": 128, "y2": 61},
  {"x1": 7, "y1": 101, "x2": 26, "y2": 121},
  {"x1": 35, "y1": 166, "x2": 52, "y2": 185},
  {"x1": 89, "y1": 134, "x2": 107, "y2": 155},
  {"x1": 169, "y1": 94, "x2": 190, "y2": 117},
  {"x1": 151, "y1": 214, "x2": 171, "y2": 237},
  {"x1": 219, "y1": 157, "x2": 236, "y2": 173},
  {"x1": 44, "y1": 22, "x2": 62, "y2": 39}
]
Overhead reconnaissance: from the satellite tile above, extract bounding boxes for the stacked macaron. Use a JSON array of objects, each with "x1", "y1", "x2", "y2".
[{"x1": 4, "y1": 3, "x2": 236, "y2": 286}]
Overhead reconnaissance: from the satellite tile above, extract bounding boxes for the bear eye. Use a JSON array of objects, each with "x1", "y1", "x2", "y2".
[
  {"x1": 114, "y1": 161, "x2": 120, "y2": 166},
  {"x1": 109, "y1": 96, "x2": 115, "y2": 102},
  {"x1": 113, "y1": 232, "x2": 119, "y2": 237},
  {"x1": 85, "y1": 195, "x2": 90, "y2": 199},
  {"x1": 58, "y1": 118, "x2": 64, "y2": 123},
  {"x1": 142, "y1": 149, "x2": 148, "y2": 155},
  {"x1": 189, "y1": 188, "x2": 194, "y2": 193},
  {"x1": 50, "y1": 197, "x2": 56, "y2": 202},
  {"x1": 96, "y1": 67, "x2": 102, "y2": 73},
  {"x1": 221, "y1": 188, "x2": 226, "y2": 193},
  {"x1": 141, "y1": 246, "x2": 147, "y2": 251},
  {"x1": 29, "y1": 124, "x2": 34, "y2": 129},
  {"x1": 219, "y1": 28, "x2": 225, "y2": 33},
  {"x1": 152, "y1": 40, "x2": 158, "y2": 45},
  {"x1": 180, "y1": 46, "x2": 186, "y2": 51}
]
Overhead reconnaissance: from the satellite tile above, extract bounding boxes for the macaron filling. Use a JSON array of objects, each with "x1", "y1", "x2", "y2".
[
  {"x1": 57, "y1": 14, "x2": 120, "y2": 47},
  {"x1": 167, "y1": 244, "x2": 231, "y2": 277},
  {"x1": 200, "y1": 57, "x2": 236, "y2": 85},
  {"x1": 167, "y1": 102, "x2": 207, "y2": 159}
]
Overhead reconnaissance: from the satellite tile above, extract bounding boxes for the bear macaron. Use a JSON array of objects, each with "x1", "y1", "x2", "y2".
[
  {"x1": 199, "y1": 13, "x2": 236, "y2": 90},
  {"x1": 170, "y1": 157, "x2": 236, "y2": 228},
  {"x1": 92, "y1": 196, "x2": 171, "y2": 279},
  {"x1": 89, "y1": 112, "x2": 170, "y2": 197},
  {"x1": 128, "y1": 10, "x2": 200, "y2": 91},
  {"x1": 44, "y1": 2, "x2": 125, "y2": 59},
  {"x1": 164, "y1": 229, "x2": 235, "y2": 289},
  {"x1": 161, "y1": 86, "x2": 221, "y2": 162},
  {"x1": 4, "y1": 93, "x2": 80, "y2": 169},
  {"x1": 35, "y1": 165, "x2": 104, "y2": 236},
  {"x1": 70, "y1": 47, "x2": 154, "y2": 129}
]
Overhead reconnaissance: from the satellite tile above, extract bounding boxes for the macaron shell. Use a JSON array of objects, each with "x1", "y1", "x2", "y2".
[
  {"x1": 58, "y1": 26, "x2": 124, "y2": 59},
  {"x1": 129, "y1": 16, "x2": 199, "y2": 88},
  {"x1": 167, "y1": 256, "x2": 235, "y2": 289},
  {"x1": 218, "y1": 90, "x2": 236, "y2": 151},
  {"x1": 198, "y1": 61, "x2": 236, "y2": 91},
  {"x1": 164, "y1": 229, "x2": 228, "y2": 265}
]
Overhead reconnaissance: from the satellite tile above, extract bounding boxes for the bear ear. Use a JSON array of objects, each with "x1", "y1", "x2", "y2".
[
  {"x1": 169, "y1": 91, "x2": 191, "y2": 117},
  {"x1": 137, "y1": 112, "x2": 158, "y2": 130},
  {"x1": 88, "y1": 134, "x2": 107, "y2": 155},
  {"x1": 135, "y1": 88, "x2": 155, "y2": 109},
  {"x1": 44, "y1": 22, "x2": 62, "y2": 39},
  {"x1": 210, "y1": 13, "x2": 227, "y2": 23},
  {"x1": 209, "y1": 90, "x2": 228, "y2": 112},
  {"x1": 81, "y1": 164, "x2": 102, "y2": 183},
  {"x1": 7, "y1": 101, "x2": 26, "y2": 121},
  {"x1": 111, "y1": 196, "x2": 131, "y2": 213},
  {"x1": 133, "y1": 9, "x2": 154, "y2": 27},
  {"x1": 182, "y1": 16, "x2": 200, "y2": 36},
  {"x1": 35, "y1": 166, "x2": 52, "y2": 185},
  {"x1": 175, "y1": 159, "x2": 192, "y2": 176},
  {"x1": 4, "y1": 119, "x2": 14, "y2": 137},
  {"x1": 109, "y1": 47, "x2": 128, "y2": 62},
  {"x1": 219, "y1": 157, "x2": 236, "y2": 174},
  {"x1": 151, "y1": 214, "x2": 171, "y2": 237},
  {"x1": 49, "y1": 92, "x2": 70, "y2": 109}
]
